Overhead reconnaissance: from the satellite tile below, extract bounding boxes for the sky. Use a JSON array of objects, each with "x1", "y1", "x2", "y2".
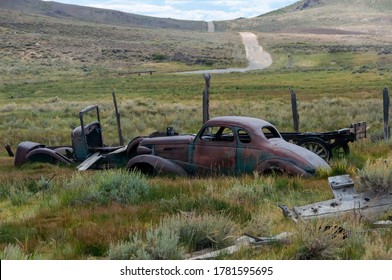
[{"x1": 42, "y1": 0, "x2": 299, "y2": 21}]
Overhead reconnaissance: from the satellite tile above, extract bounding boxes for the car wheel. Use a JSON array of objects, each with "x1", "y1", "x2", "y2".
[
  {"x1": 128, "y1": 163, "x2": 155, "y2": 175},
  {"x1": 298, "y1": 138, "x2": 331, "y2": 161}
]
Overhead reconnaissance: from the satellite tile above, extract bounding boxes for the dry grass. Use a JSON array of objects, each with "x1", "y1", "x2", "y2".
[{"x1": 1, "y1": 0, "x2": 392, "y2": 260}]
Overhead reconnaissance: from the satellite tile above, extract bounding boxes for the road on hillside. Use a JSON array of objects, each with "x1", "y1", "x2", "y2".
[
  {"x1": 207, "y1": 21, "x2": 215, "y2": 33},
  {"x1": 178, "y1": 31, "x2": 272, "y2": 74}
]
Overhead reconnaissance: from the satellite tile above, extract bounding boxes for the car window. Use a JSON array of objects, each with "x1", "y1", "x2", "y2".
[
  {"x1": 238, "y1": 129, "x2": 251, "y2": 143},
  {"x1": 200, "y1": 126, "x2": 234, "y2": 142},
  {"x1": 261, "y1": 126, "x2": 281, "y2": 139}
]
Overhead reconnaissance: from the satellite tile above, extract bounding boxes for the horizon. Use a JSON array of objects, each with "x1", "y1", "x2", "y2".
[{"x1": 42, "y1": 0, "x2": 299, "y2": 21}]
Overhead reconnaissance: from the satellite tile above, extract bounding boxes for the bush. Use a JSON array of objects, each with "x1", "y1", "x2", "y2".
[
  {"x1": 164, "y1": 213, "x2": 238, "y2": 252},
  {"x1": 108, "y1": 212, "x2": 239, "y2": 259},
  {"x1": 293, "y1": 220, "x2": 347, "y2": 260},
  {"x1": 362, "y1": 232, "x2": 392, "y2": 259},
  {"x1": 0, "y1": 244, "x2": 30, "y2": 260},
  {"x1": 108, "y1": 224, "x2": 184, "y2": 260},
  {"x1": 357, "y1": 159, "x2": 392, "y2": 194},
  {"x1": 8, "y1": 184, "x2": 33, "y2": 206},
  {"x1": 62, "y1": 170, "x2": 151, "y2": 206}
]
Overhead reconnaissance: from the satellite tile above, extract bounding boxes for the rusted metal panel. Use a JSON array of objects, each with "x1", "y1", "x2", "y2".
[
  {"x1": 4, "y1": 144, "x2": 14, "y2": 157},
  {"x1": 14, "y1": 141, "x2": 46, "y2": 166}
]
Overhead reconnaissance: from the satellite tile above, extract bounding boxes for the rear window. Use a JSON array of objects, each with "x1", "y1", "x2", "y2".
[{"x1": 261, "y1": 126, "x2": 281, "y2": 139}]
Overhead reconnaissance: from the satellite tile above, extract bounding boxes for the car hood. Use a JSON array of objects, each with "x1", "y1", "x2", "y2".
[
  {"x1": 141, "y1": 135, "x2": 195, "y2": 146},
  {"x1": 271, "y1": 139, "x2": 331, "y2": 170}
]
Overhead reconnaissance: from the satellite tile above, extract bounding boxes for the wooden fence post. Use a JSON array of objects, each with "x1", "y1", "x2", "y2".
[
  {"x1": 203, "y1": 73, "x2": 211, "y2": 124},
  {"x1": 290, "y1": 88, "x2": 300, "y2": 132},
  {"x1": 383, "y1": 87, "x2": 389, "y2": 141},
  {"x1": 112, "y1": 91, "x2": 124, "y2": 146}
]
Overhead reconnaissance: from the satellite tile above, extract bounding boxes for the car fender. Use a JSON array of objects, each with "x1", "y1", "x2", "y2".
[
  {"x1": 14, "y1": 141, "x2": 45, "y2": 166},
  {"x1": 26, "y1": 148, "x2": 74, "y2": 165},
  {"x1": 256, "y1": 159, "x2": 311, "y2": 177},
  {"x1": 126, "y1": 155, "x2": 187, "y2": 176},
  {"x1": 126, "y1": 136, "x2": 145, "y2": 157}
]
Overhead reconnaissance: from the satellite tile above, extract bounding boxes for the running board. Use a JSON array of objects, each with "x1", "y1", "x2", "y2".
[{"x1": 77, "y1": 152, "x2": 102, "y2": 171}]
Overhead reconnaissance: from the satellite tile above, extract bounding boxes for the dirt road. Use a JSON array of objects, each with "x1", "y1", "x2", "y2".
[
  {"x1": 240, "y1": 32, "x2": 272, "y2": 70},
  {"x1": 178, "y1": 31, "x2": 272, "y2": 74},
  {"x1": 207, "y1": 21, "x2": 215, "y2": 33}
]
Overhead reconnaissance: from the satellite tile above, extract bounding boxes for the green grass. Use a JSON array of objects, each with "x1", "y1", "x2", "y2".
[
  {"x1": 1, "y1": 6, "x2": 392, "y2": 258},
  {"x1": 1, "y1": 61, "x2": 392, "y2": 259}
]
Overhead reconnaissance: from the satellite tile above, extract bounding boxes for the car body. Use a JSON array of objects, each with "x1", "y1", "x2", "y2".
[{"x1": 126, "y1": 116, "x2": 331, "y2": 177}]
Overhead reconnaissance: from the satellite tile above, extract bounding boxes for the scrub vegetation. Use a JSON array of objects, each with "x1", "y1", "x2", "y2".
[{"x1": 0, "y1": 0, "x2": 392, "y2": 259}]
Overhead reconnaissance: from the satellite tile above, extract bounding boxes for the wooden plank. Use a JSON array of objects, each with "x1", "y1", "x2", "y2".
[
  {"x1": 188, "y1": 232, "x2": 292, "y2": 260},
  {"x1": 293, "y1": 192, "x2": 392, "y2": 220},
  {"x1": 282, "y1": 175, "x2": 392, "y2": 221},
  {"x1": 328, "y1": 174, "x2": 356, "y2": 199}
]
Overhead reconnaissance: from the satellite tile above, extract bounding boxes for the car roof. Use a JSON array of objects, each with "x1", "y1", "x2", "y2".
[{"x1": 205, "y1": 116, "x2": 274, "y2": 130}]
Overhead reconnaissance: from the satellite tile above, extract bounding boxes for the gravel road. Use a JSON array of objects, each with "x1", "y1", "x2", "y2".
[{"x1": 178, "y1": 30, "x2": 272, "y2": 74}]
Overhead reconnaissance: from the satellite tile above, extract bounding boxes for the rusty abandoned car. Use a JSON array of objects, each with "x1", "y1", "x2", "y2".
[
  {"x1": 14, "y1": 105, "x2": 330, "y2": 177},
  {"x1": 126, "y1": 116, "x2": 330, "y2": 177}
]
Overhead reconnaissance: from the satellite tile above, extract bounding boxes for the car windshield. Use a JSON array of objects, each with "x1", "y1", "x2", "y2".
[{"x1": 261, "y1": 126, "x2": 281, "y2": 139}]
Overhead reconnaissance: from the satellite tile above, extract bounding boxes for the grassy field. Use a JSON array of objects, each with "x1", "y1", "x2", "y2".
[
  {"x1": 1, "y1": 0, "x2": 392, "y2": 260},
  {"x1": 1, "y1": 63, "x2": 392, "y2": 259}
]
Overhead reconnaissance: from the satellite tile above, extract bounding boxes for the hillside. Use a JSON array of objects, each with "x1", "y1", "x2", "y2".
[
  {"x1": 0, "y1": 1, "x2": 246, "y2": 81},
  {"x1": 0, "y1": 0, "x2": 207, "y2": 31},
  {"x1": 1, "y1": 0, "x2": 392, "y2": 80},
  {"x1": 217, "y1": 0, "x2": 392, "y2": 35}
]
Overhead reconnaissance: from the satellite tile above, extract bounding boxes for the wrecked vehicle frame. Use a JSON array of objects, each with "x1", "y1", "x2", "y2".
[{"x1": 13, "y1": 107, "x2": 330, "y2": 177}]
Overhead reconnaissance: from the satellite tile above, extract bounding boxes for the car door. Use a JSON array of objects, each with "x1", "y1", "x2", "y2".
[
  {"x1": 235, "y1": 127, "x2": 260, "y2": 173},
  {"x1": 192, "y1": 125, "x2": 237, "y2": 174}
]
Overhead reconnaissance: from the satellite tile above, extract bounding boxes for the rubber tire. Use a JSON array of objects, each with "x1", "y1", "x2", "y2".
[{"x1": 297, "y1": 138, "x2": 331, "y2": 161}]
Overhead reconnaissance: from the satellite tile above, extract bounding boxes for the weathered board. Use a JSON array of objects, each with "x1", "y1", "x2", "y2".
[{"x1": 283, "y1": 175, "x2": 392, "y2": 221}]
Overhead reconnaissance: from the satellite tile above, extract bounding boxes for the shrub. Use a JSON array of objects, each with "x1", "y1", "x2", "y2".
[
  {"x1": 164, "y1": 213, "x2": 239, "y2": 252},
  {"x1": 62, "y1": 170, "x2": 151, "y2": 206},
  {"x1": 357, "y1": 158, "x2": 392, "y2": 194},
  {"x1": 0, "y1": 244, "x2": 30, "y2": 260},
  {"x1": 362, "y1": 232, "x2": 392, "y2": 260},
  {"x1": 8, "y1": 184, "x2": 33, "y2": 206},
  {"x1": 224, "y1": 180, "x2": 272, "y2": 205},
  {"x1": 293, "y1": 220, "x2": 347, "y2": 260},
  {"x1": 108, "y1": 212, "x2": 239, "y2": 259},
  {"x1": 108, "y1": 224, "x2": 184, "y2": 260}
]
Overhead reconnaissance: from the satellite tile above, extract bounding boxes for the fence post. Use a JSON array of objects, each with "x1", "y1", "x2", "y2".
[
  {"x1": 112, "y1": 91, "x2": 124, "y2": 146},
  {"x1": 203, "y1": 73, "x2": 211, "y2": 124},
  {"x1": 290, "y1": 88, "x2": 300, "y2": 132},
  {"x1": 383, "y1": 87, "x2": 389, "y2": 141}
]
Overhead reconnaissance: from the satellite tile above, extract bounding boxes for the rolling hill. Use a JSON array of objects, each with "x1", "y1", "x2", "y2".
[
  {"x1": 0, "y1": 0, "x2": 207, "y2": 31},
  {"x1": 1, "y1": 0, "x2": 391, "y2": 79},
  {"x1": 217, "y1": 0, "x2": 392, "y2": 35}
]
